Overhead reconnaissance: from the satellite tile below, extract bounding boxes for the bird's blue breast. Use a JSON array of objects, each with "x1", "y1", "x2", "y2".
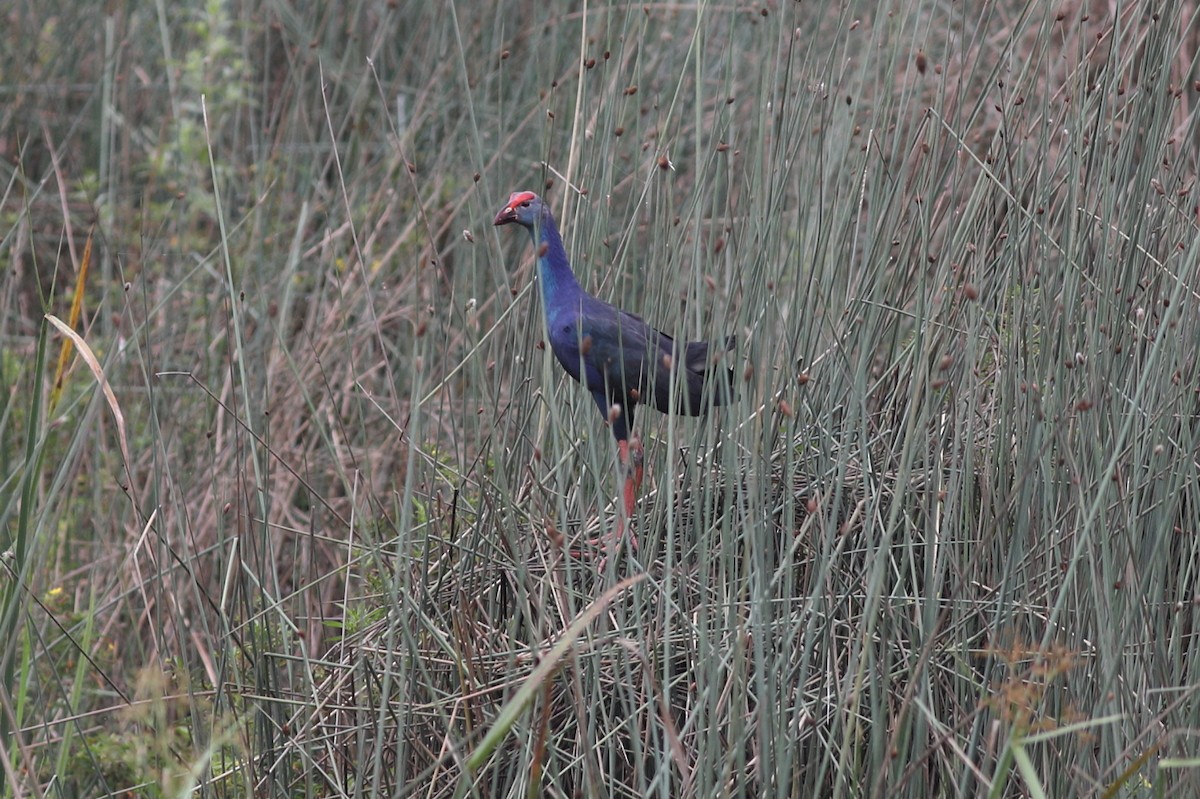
[{"x1": 547, "y1": 313, "x2": 587, "y2": 384}]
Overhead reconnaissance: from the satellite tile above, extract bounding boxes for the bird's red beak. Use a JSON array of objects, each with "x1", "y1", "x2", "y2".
[
  {"x1": 494, "y1": 191, "x2": 538, "y2": 226},
  {"x1": 493, "y1": 203, "x2": 518, "y2": 226}
]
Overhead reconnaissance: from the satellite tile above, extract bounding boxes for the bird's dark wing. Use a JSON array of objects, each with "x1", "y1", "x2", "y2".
[
  {"x1": 584, "y1": 303, "x2": 734, "y2": 416},
  {"x1": 546, "y1": 296, "x2": 734, "y2": 437},
  {"x1": 648, "y1": 331, "x2": 736, "y2": 416},
  {"x1": 682, "y1": 337, "x2": 736, "y2": 373},
  {"x1": 581, "y1": 304, "x2": 659, "y2": 400},
  {"x1": 543, "y1": 298, "x2": 650, "y2": 439}
]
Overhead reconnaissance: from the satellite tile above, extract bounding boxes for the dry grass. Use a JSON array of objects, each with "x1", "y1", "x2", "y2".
[{"x1": 2, "y1": 1, "x2": 1200, "y2": 797}]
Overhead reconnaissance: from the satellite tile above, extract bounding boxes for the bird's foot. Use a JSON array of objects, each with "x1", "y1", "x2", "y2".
[{"x1": 573, "y1": 517, "x2": 639, "y2": 568}]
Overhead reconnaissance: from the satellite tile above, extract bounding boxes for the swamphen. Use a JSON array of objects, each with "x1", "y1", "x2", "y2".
[{"x1": 494, "y1": 191, "x2": 734, "y2": 554}]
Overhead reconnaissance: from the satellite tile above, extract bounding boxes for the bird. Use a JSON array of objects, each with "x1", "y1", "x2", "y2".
[{"x1": 494, "y1": 190, "x2": 734, "y2": 557}]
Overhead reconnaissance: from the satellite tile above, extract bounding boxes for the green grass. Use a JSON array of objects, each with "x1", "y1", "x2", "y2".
[{"x1": 2, "y1": 0, "x2": 1200, "y2": 796}]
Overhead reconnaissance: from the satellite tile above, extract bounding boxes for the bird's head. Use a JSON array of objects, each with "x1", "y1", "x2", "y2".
[{"x1": 493, "y1": 191, "x2": 543, "y2": 228}]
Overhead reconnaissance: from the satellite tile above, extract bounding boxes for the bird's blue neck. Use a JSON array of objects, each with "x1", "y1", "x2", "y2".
[{"x1": 529, "y1": 211, "x2": 584, "y2": 321}]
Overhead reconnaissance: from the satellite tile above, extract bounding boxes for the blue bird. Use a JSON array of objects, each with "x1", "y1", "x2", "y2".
[{"x1": 494, "y1": 191, "x2": 734, "y2": 550}]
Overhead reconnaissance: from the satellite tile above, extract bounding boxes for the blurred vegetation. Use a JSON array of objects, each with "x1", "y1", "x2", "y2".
[{"x1": 2, "y1": 0, "x2": 1200, "y2": 796}]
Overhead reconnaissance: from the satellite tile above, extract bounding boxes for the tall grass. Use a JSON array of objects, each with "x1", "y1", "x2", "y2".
[{"x1": 2, "y1": 0, "x2": 1199, "y2": 796}]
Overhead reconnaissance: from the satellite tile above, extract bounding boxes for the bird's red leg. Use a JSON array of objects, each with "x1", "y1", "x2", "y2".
[
  {"x1": 578, "y1": 437, "x2": 645, "y2": 567},
  {"x1": 615, "y1": 437, "x2": 644, "y2": 552}
]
